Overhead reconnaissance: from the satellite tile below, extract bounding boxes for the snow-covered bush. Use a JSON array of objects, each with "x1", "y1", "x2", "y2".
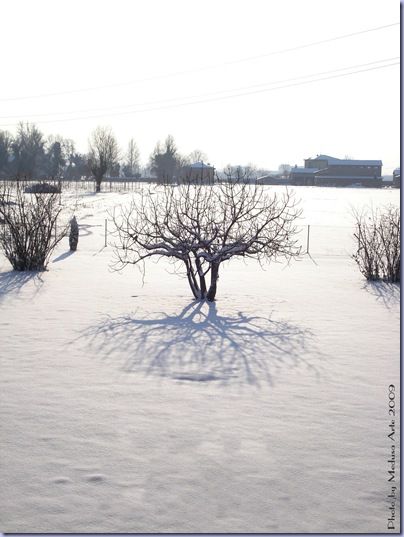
[
  {"x1": 0, "y1": 182, "x2": 67, "y2": 271},
  {"x1": 112, "y1": 181, "x2": 302, "y2": 301},
  {"x1": 353, "y1": 205, "x2": 400, "y2": 283}
]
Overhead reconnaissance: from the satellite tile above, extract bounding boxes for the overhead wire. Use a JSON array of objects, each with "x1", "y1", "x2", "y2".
[
  {"x1": 0, "y1": 56, "x2": 398, "y2": 121},
  {"x1": 0, "y1": 21, "x2": 398, "y2": 103},
  {"x1": 0, "y1": 59, "x2": 398, "y2": 127}
]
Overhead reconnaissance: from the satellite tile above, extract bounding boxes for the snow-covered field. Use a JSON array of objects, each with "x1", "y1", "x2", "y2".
[{"x1": 0, "y1": 186, "x2": 400, "y2": 533}]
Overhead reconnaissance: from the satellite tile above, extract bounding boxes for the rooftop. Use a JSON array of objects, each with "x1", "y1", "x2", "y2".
[
  {"x1": 291, "y1": 167, "x2": 319, "y2": 174},
  {"x1": 189, "y1": 161, "x2": 214, "y2": 169},
  {"x1": 307, "y1": 155, "x2": 382, "y2": 166}
]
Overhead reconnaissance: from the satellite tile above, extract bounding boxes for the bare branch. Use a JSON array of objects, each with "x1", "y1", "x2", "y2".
[
  {"x1": 0, "y1": 182, "x2": 70, "y2": 271},
  {"x1": 352, "y1": 205, "x2": 400, "y2": 283},
  {"x1": 111, "y1": 180, "x2": 302, "y2": 301}
]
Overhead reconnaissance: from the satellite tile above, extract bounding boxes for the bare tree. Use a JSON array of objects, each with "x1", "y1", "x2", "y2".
[
  {"x1": 353, "y1": 205, "x2": 400, "y2": 283},
  {"x1": 88, "y1": 126, "x2": 119, "y2": 192},
  {"x1": 122, "y1": 138, "x2": 140, "y2": 178},
  {"x1": 0, "y1": 182, "x2": 68, "y2": 271},
  {"x1": 278, "y1": 164, "x2": 292, "y2": 178},
  {"x1": 188, "y1": 149, "x2": 208, "y2": 164},
  {"x1": 222, "y1": 164, "x2": 258, "y2": 183},
  {"x1": 112, "y1": 181, "x2": 302, "y2": 301}
]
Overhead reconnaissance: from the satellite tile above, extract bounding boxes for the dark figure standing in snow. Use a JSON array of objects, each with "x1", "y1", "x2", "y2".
[{"x1": 69, "y1": 216, "x2": 79, "y2": 251}]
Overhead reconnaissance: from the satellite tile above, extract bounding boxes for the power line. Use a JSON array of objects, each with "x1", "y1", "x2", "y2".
[
  {"x1": 0, "y1": 21, "x2": 398, "y2": 103},
  {"x1": 0, "y1": 57, "x2": 398, "y2": 121},
  {"x1": 0, "y1": 60, "x2": 398, "y2": 127},
  {"x1": 220, "y1": 22, "x2": 399, "y2": 64}
]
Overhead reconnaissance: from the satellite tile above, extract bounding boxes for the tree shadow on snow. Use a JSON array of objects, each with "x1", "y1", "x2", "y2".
[
  {"x1": 53, "y1": 250, "x2": 75, "y2": 263},
  {"x1": 77, "y1": 223, "x2": 98, "y2": 237},
  {"x1": 0, "y1": 269, "x2": 44, "y2": 302},
  {"x1": 363, "y1": 281, "x2": 400, "y2": 310},
  {"x1": 80, "y1": 192, "x2": 98, "y2": 197},
  {"x1": 79, "y1": 301, "x2": 323, "y2": 387}
]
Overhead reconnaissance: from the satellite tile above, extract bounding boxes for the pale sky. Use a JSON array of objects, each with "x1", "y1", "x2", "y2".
[{"x1": 0, "y1": 0, "x2": 400, "y2": 173}]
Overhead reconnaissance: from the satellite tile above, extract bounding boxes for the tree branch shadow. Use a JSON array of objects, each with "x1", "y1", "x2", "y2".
[
  {"x1": 0, "y1": 269, "x2": 44, "y2": 302},
  {"x1": 77, "y1": 301, "x2": 323, "y2": 387},
  {"x1": 362, "y1": 281, "x2": 400, "y2": 310}
]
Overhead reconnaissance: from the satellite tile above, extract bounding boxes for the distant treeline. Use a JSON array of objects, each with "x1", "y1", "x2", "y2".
[{"x1": 0, "y1": 122, "x2": 274, "y2": 184}]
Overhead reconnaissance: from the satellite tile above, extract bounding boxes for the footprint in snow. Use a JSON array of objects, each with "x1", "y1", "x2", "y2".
[
  {"x1": 172, "y1": 373, "x2": 220, "y2": 382},
  {"x1": 52, "y1": 476, "x2": 72, "y2": 484},
  {"x1": 86, "y1": 474, "x2": 106, "y2": 483}
]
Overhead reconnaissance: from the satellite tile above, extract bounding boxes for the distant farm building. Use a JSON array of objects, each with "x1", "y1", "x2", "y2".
[
  {"x1": 393, "y1": 167, "x2": 400, "y2": 188},
  {"x1": 290, "y1": 155, "x2": 383, "y2": 187},
  {"x1": 179, "y1": 161, "x2": 215, "y2": 183},
  {"x1": 256, "y1": 174, "x2": 290, "y2": 185}
]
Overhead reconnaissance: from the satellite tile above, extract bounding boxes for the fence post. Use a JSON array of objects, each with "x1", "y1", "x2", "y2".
[
  {"x1": 105, "y1": 219, "x2": 108, "y2": 247},
  {"x1": 306, "y1": 224, "x2": 310, "y2": 254}
]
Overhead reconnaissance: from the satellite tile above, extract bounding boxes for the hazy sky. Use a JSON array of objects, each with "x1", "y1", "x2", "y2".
[{"x1": 0, "y1": 0, "x2": 400, "y2": 172}]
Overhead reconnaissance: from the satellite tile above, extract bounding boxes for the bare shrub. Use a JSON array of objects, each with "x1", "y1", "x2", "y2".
[
  {"x1": 112, "y1": 181, "x2": 302, "y2": 301},
  {"x1": 353, "y1": 205, "x2": 400, "y2": 283},
  {"x1": 0, "y1": 182, "x2": 68, "y2": 271}
]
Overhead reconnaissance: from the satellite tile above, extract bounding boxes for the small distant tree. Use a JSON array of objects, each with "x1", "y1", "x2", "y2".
[
  {"x1": 150, "y1": 135, "x2": 179, "y2": 183},
  {"x1": 0, "y1": 130, "x2": 13, "y2": 178},
  {"x1": 353, "y1": 205, "x2": 400, "y2": 283},
  {"x1": 11, "y1": 122, "x2": 45, "y2": 180},
  {"x1": 222, "y1": 164, "x2": 258, "y2": 183},
  {"x1": 88, "y1": 126, "x2": 119, "y2": 192},
  {"x1": 0, "y1": 182, "x2": 68, "y2": 271},
  {"x1": 44, "y1": 137, "x2": 65, "y2": 179},
  {"x1": 65, "y1": 151, "x2": 90, "y2": 181},
  {"x1": 122, "y1": 138, "x2": 140, "y2": 178},
  {"x1": 112, "y1": 180, "x2": 302, "y2": 301},
  {"x1": 188, "y1": 149, "x2": 208, "y2": 164},
  {"x1": 109, "y1": 162, "x2": 121, "y2": 177},
  {"x1": 278, "y1": 164, "x2": 292, "y2": 177}
]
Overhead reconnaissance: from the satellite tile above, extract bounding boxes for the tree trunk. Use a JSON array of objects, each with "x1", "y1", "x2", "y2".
[
  {"x1": 195, "y1": 258, "x2": 207, "y2": 298},
  {"x1": 95, "y1": 177, "x2": 102, "y2": 193},
  {"x1": 199, "y1": 274, "x2": 207, "y2": 297},
  {"x1": 187, "y1": 272, "x2": 199, "y2": 299},
  {"x1": 185, "y1": 259, "x2": 199, "y2": 299},
  {"x1": 206, "y1": 262, "x2": 219, "y2": 302}
]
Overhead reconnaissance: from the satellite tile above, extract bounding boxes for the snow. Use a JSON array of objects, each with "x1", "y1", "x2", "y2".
[{"x1": 0, "y1": 186, "x2": 400, "y2": 533}]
